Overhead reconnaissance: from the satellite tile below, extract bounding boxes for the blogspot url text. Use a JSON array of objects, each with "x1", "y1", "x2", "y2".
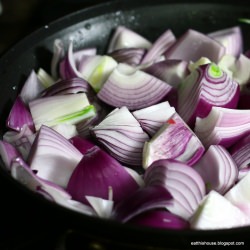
[{"x1": 191, "y1": 241, "x2": 245, "y2": 246}]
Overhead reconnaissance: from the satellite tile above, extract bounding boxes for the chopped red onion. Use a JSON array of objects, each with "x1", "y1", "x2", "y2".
[
  {"x1": 28, "y1": 125, "x2": 82, "y2": 187},
  {"x1": 143, "y1": 113, "x2": 205, "y2": 169},
  {"x1": 6, "y1": 96, "x2": 35, "y2": 132},
  {"x1": 178, "y1": 63, "x2": 240, "y2": 127},
  {"x1": 193, "y1": 145, "x2": 238, "y2": 194},
  {"x1": 144, "y1": 59, "x2": 189, "y2": 89},
  {"x1": 97, "y1": 63, "x2": 173, "y2": 110},
  {"x1": 132, "y1": 101, "x2": 175, "y2": 136},
  {"x1": 140, "y1": 29, "x2": 176, "y2": 64},
  {"x1": 51, "y1": 39, "x2": 65, "y2": 79},
  {"x1": 164, "y1": 29, "x2": 225, "y2": 63},
  {"x1": 207, "y1": 26, "x2": 243, "y2": 57},
  {"x1": 66, "y1": 146, "x2": 140, "y2": 204},
  {"x1": 11, "y1": 157, "x2": 95, "y2": 216},
  {"x1": 112, "y1": 185, "x2": 173, "y2": 222},
  {"x1": 144, "y1": 159, "x2": 206, "y2": 220},
  {"x1": 20, "y1": 70, "x2": 44, "y2": 104},
  {"x1": 194, "y1": 107, "x2": 250, "y2": 148},
  {"x1": 91, "y1": 106, "x2": 149, "y2": 166}
]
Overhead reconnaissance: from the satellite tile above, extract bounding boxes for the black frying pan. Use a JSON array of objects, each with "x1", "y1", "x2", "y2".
[{"x1": 1, "y1": 0, "x2": 250, "y2": 249}]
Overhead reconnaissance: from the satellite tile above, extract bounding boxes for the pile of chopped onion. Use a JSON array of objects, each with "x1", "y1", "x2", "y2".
[{"x1": 1, "y1": 24, "x2": 250, "y2": 231}]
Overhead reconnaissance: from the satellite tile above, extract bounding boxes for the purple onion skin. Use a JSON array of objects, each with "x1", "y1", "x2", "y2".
[
  {"x1": 112, "y1": 185, "x2": 173, "y2": 222},
  {"x1": 69, "y1": 136, "x2": 96, "y2": 155},
  {"x1": 6, "y1": 96, "x2": 35, "y2": 132},
  {"x1": 66, "y1": 146, "x2": 139, "y2": 205},
  {"x1": 129, "y1": 209, "x2": 190, "y2": 230}
]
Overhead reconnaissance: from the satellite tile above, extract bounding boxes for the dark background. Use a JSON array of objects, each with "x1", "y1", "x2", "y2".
[{"x1": 0, "y1": 0, "x2": 109, "y2": 56}]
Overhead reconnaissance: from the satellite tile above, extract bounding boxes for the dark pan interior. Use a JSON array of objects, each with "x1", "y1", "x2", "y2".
[{"x1": 1, "y1": 0, "x2": 250, "y2": 249}]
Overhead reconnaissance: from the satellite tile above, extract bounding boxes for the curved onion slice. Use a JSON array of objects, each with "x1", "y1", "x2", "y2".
[
  {"x1": 51, "y1": 39, "x2": 65, "y2": 79},
  {"x1": 193, "y1": 145, "x2": 238, "y2": 194},
  {"x1": 6, "y1": 96, "x2": 35, "y2": 132},
  {"x1": 91, "y1": 106, "x2": 149, "y2": 166},
  {"x1": 178, "y1": 63, "x2": 239, "y2": 127},
  {"x1": 129, "y1": 209, "x2": 189, "y2": 230},
  {"x1": 66, "y1": 146, "x2": 140, "y2": 204},
  {"x1": 0, "y1": 140, "x2": 20, "y2": 170},
  {"x1": 230, "y1": 134, "x2": 250, "y2": 180},
  {"x1": 109, "y1": 48, "x2": 146, "y2": 66},
  {"x1": 20, "y1": 70, "x2": 44, "y2": 104},
  {"x1": 190, "y1": 190, "x2": 250, "y2": 230},
  {"x1": 164, "y1": 29, "x2": 225, "y2": 63},
  {"x1": 107, "y1": 26, "x2": 152, "y2": 53},
  {"x1": 143, "y1": 113, "x2": 204, "y2": 169},
  {"x1": 133, "y1": 101, "x2": 175, "y2": 136},
  {"x1": 41, "y1": 77, "x2": 94, "y2": 97},
  {"x1": 140, "y1": 29, "x2": 176, "y2": 64},
  {"x1": 37, "y1": 68, "x2": 55, "y2": 88},
  {"x1": 112, "y1": 185, "x2": 172, "y2": 222},
  {"x1": 59, "y1": 40, "x2": 83, "y2": 79},
  {"x1": 144, "y1": 59, "x2": 188, "y2": 89},
  {"x1": 28, "y1": 125, "x2": 82, "y2": 187},
  {"x1": 144, "y1": 159, "x2": 206, "y2": 220},
  {"x1": 207, "y1": 26, "x2": 243, "y2": 57},
  {"x1": 97, "y1": 63, "x2": 173, "y2": 110},
  {"x1": 194, "y1": 107, "x2": 250, "y2": 148},
  {"x1": 11, "y1": 157, "x2": 95, "y2": 216}
]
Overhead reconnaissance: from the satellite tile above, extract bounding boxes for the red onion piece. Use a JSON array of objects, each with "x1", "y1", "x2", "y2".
[
  {"x1": 91, "y1": 106, "x2": 149, "y2": 166},
  {"x1": 28, "y1": 125, "x2": 82, "y2": 187},
  {"x1": 143, "y1": 113, "x2": 205, "y2": 169},
  {"x1": 140, "y1": 29, "x2": 176, "y2": 64},
  {"x1": 132, "y1": 101, "x2": 176, "y2": 136},
  {"x1": 11, "y1": 157, "x2": 95, "y2": 216},
  {"x1": 97, "y1": 63, "x2": 173, "y2": 110},
  {"x1": 6, "y1": 96, "x2": 35, "y2": 132},
  {"x1": 193, "y1": 145, "x2": 238, "y2": 194},
  {"x1": 144, "y1": 159, "x2": 206, "y2": 220},
  {"x1": 129, "y1": 209, "x2": 189, "y2": 230},
  {"x1": 207, "y1": 26, "x2": 243, "y2": 57},
  {"x1": 20, "y1": 70, "x2": 44, "y2": 104},
  {"x1": 194, "y1": 107, "x2": 250, "y2": 148},
  {"x1": 164, "y1": 29, "x2": 225, "y2": 63},
  {"x1": 59, "y1": 41, "x2": 83, "y2": 79},
  {"x1": 112, "y1": 185, "x2": 173, "y2": 222},
  {"x1": 66, "y1": 146, "x2": 140, "y2": 204},
  {"x1": 107, "y1": 26, "x2": 152, "y2": 53},
  {"x1": 178, "y1": 63, "x2": 239, "y2": 127},
  {"x1": 144, "y1": 59, "x2": 189, "y2": 89},
  {"x1": 190, "y1": 190, "x2": 250, "y2": 229}
]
